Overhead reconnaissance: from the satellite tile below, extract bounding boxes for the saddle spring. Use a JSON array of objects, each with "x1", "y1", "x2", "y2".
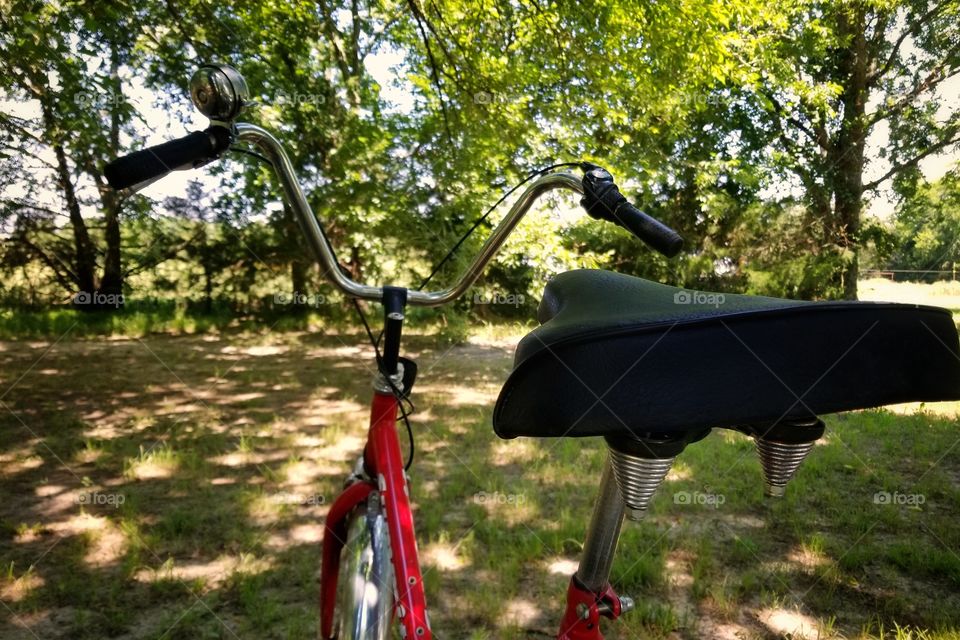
[{"x1": 605, "y1": 419, "x2": 825, "y2": 519}]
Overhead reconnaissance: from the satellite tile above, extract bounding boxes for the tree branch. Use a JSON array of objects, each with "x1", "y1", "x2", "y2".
[
  {"x1": 869, "y1": 57, "x2": 960, "y2": 126},
  {"x1": 863, "y1": 129, "x2": 960, "y2": 191},
  {"x1": 421, "y1": 0, "x2": 472, "y2": 86},
  {"x1": 350, "y1": 0, "x2": 362, "y2": 74},
  {"x1": 406, "y1": 0, "x2": 453, "y2": 141},
  {"x1": 12, "y1": 234, "x2": 80, "y2": 291},
  {"x1": 317, "y1": 0, "x2": 356, "y2": 80},
  {"x1": 759, "y1": 88, "x2": 828, "y2": 151},
  {"x1": 360, "y1": 14, "x2": 402, "y2": 60},
  {"x1": 122, "y1": 225, "x2": 207, "y2": 278},
  {"x1": 0, "y1": 199, "x2": 64, "y2": 219},
  {"x1": 0, "y1": 142, "x2": 57, "y2": 172},
  {"x1": 867, "y1": 0, "x2": 952, "y2": 87}
]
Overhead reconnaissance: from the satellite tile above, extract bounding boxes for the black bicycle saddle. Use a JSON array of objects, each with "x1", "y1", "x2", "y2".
[{"x1": 493, "y1": 269, "x2": 960, "y2": 439}]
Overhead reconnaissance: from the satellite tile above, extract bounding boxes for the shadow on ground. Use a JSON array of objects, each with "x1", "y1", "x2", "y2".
[{"x1": 0, "y1": 331, "x2": 958, "y2": 639}]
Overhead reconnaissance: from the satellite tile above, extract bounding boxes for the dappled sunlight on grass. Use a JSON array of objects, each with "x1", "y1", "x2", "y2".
[
  {"x1": 883, "y1": 399, "x2": 960, "y2": 418},
  {"x1": 498, "y1": 597, "x2": 543, "y2": 629},
  {"x1": 294, "y1": 394, "x2": 367, "y2": 427},
  {"x1": 489, "y1": 438, "x2": 538, "y2": 466},
  {"x1": 545, "y1": 557, "x2": 578, "y2": 576},
  {"x1": 71, "y1": 516, "x2": 126, "y2": 569},
  {"x1": 263, "y1": 523, "x2": 324, "y2": 549},
  {"x1": 1, "y1": 452, "x2": 44, "y2": 474},
  {"x1": 123, "y1": 445, "x2": 180, "y2": 480},
  {"x1": 221, "y1": 344, "x2": 291, "y2": 357},
  {"x1": 788, "y1": 536, "x2": 832, "y2": 571},
  {"x1": 132, "y1": 554, "x2": 273, "y2": 587},
  {"x1": 1, "y1": 572, "x2": 45, "y2": 604},
  {"x1": 422, "y1": 540, "x2": 471, "y2": 571},
  {"x1": 0, "y1": 329, "x2": 958, "y2": 638},
  {"x1": 666, "y1": 461, "x2": 693, "y2": 482},
  {"x1": 309, "y1": 433, "x2": 367, "y2": 463},
  {"x1": 860, "y1": 278, "x2": 960, "y2": 310},
  {"x1": 757, "y1": 607, "x2": 825, "y2": 639},
  {"x1": 415, "y1": 382, "x2": 501, "y2": 407}
]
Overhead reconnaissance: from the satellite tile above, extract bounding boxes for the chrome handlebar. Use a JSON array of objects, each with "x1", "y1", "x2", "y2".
[
  {"x1": 104, "y1": 65, "x2": 680, "y2": 306},
  {"x1": 236, "y1": 123, "x2": 584, "y2": 307}
]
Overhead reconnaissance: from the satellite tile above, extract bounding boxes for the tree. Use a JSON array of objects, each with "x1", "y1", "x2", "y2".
[
  {"x1": 0, "y1": 0, "x2": 149, "y2": 307},
  {"x1": 3, "y1": 0, "x2": 958, "y2": 310},
  {"x1": 733, "y1": 0, "x2": 960, "y2": 298},
  {"x1": 887, "y1": 167, "x2": 960, "y2": 277},
  {"x1": 388, "y1": 0, "x2": 753, "y2": 299},
  {"x1": 137, "y1": 0, "x2": 416, "y2": 294}
]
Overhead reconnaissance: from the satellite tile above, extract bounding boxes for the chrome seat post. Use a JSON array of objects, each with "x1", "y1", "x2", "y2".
[
  {"x1": 576, "y1": 430, "x2": 711, "y2": 592},
  {"x1": 575, "y1": 457, "x2": 625, "y2": 592}
]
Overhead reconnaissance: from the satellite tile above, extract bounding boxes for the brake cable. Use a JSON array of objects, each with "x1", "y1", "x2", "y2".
[
  {"x1": 229, "y1": 146, "x2": 272, "y2": 166},
  {"x1": 229, "y1": 146, "x2": 418, "y2": 470},
  {"x1": 416, "y1": 161, "x2": 584, "y2": 291},
  {"x1": 376, "y1": 161, "x2": 583, "y2": 469}
]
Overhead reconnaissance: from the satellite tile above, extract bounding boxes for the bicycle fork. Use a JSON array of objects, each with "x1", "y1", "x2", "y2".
[
  {"x1": 323, "y1": 433, "x2": 634, "y2": 640},
  {"x1": 320, "y1": 390, "x2": 431, "y2": 640},
  {"x1": 323, "y1": 407, "x2": 633, "y2": 640}
]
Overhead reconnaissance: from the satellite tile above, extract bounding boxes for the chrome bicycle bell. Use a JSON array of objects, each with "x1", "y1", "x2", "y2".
[{"x1": 189, "y1": 64, "x2": 250, "y2": 122}]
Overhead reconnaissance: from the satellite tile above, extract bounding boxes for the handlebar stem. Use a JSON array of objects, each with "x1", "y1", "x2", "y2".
[{"x1": 235, "y1": 123, "x2": 584, "y2": 306}]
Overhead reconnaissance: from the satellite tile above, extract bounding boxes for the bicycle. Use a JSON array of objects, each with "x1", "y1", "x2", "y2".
[{"x1": 105, "y1": 64, "x2": 960, "y2": 640}]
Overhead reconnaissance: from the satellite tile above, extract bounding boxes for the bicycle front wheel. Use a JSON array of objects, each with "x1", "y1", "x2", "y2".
[{"x1": 331, "y1": 493, "x2": 395, "y2": 640}]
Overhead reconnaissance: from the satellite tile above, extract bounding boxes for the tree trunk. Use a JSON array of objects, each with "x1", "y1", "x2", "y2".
[
  {"x1": 280, "y1": 202, "x2": 311, "y2": 310},
  {"x1": 832, "y1": 4, "x2": 870, "y2": 301},
  {"x1": 203, "y1": 263, "x2": 214, "y2": 313},
  {"x1": 40, "y1": 77, "x2": 98, "y2": 306},
  {"x1": 52, "y1": 142, "x2": 97, "y2": 299},
  {"x1": 348, "y1": 245, "x2": 363, "y2": 281},
  {"x1": 96, "y1": 44, "x2": 125, "y2": 309},
  {"x1": 98, "y1": 199, "x2": 124, "y2": 305},
  {"x1": 291, "y1": 257, "x2": 308, "y2": 310},
  {"x1": 835, "y1": 181, "x2": 863, "y2": 301}
]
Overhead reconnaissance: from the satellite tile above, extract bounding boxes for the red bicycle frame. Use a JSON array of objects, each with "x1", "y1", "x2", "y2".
[{"x1": 320, "y1": 388, "x2": 632, "y2": 640}]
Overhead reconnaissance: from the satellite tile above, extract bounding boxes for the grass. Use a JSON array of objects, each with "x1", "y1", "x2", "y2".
[
  {"x1": 0, "y1": 300, "x2": 519, "y2": 342},
  {"x1": 860, "y1": 278, "x2": 960, "y2": 326},
  {"x1": 0, "y1": 280, "x2": 957, "y2": 638},
  {"x1": 0, "y1": 304, "x2": 242, "y2": 339}
]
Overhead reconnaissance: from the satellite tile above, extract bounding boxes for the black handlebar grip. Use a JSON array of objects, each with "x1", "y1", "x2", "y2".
[
  {"x1": 104, "y1": 126, "x2": 232, "y2": 190},
  {"x1": 580, "y1": 164, "x2": 683, "y2": 257},
  {"x1": 610, "y1": 202, "x2": 683, "y2": 257}
]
